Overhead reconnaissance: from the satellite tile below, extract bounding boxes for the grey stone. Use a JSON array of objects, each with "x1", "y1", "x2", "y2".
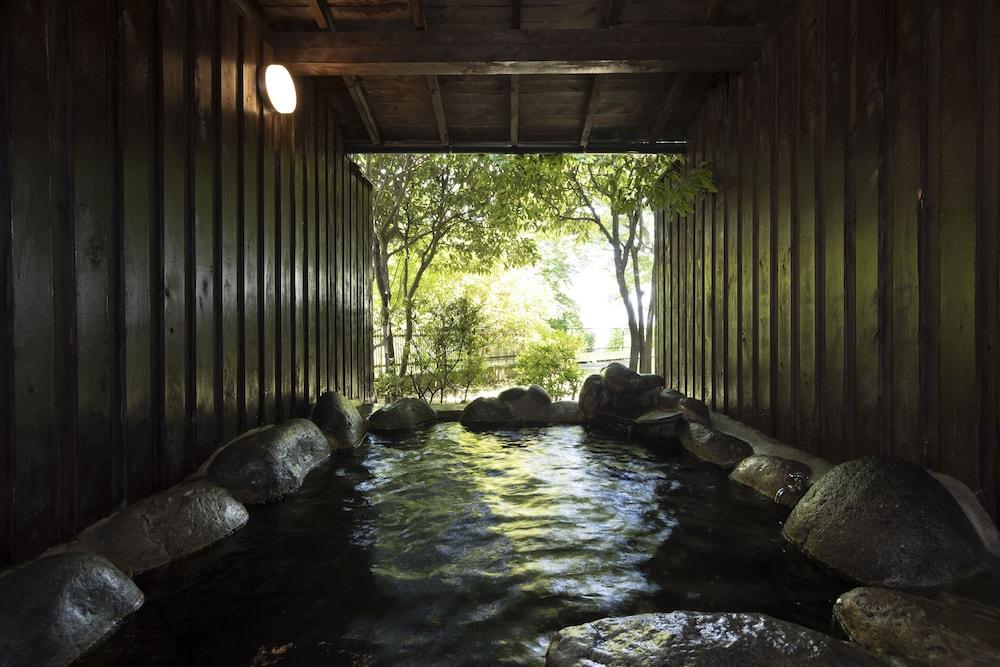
[
  {"x1": 579, "y1": 374, "x2": 610, "y2": 419},
  {"x1": 546, "y1": 400, "x2": 584, "y2": 424},
  {"x1": 206, "y1": 418, "x2": 330, "y2": 504},
  {"x1": 0, "y1": 551, "x2": 144, "y2": 666},
  {"x1": 632, "y1": 409, "x2": 683, "y2": 442},
  {"x1": 499, "y1": 384, "x2": 552, "y2": 422},
  {"x1": 834, "y1": 587, "x2": 1000, "y2": 666},
  {"x1": 309, "y1": 390, "x2": 366, "y2": 451},
  {"x1": 784, "y1": 456, "x2": 986, "y2": 589},
  {"x1": 656, "y1": 387, "x2": 686, "y2": 410},
  {"x1": 460, "y1": 397, "x2": 518, "y2": 426},
  {"x1": 602, "y1": 362, "x2": 663, "y2": 395},
  {"x1": 682, "y1": 422, "x2": 753, "y2": 470},
  {"x1": 545, "y1": 611, "x2": 883, "y2": 667},
  {"x1": 730, "y1": 455, "x2": 812, "y2": 507},
  {"x1": 931, "y1": 471, "x2": 1000, "y2": 557},
  {"x1": 678, "y1": 396, "x2": 711, "y2": 425},
  {"x1": 367, "y1": 397, "x2": 437, "y2": 432},
  {"x1": 82, "y1": 480, "x2": 248, "y2": 576}
]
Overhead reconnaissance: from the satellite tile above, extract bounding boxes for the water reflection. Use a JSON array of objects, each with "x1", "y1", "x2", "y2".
[{"x1": 83, "y1": 422, "x2": 852, "y2": 667}]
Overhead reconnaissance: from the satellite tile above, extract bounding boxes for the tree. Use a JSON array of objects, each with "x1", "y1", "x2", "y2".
[
  {"x1": 362, "y1": 154, "x2": 543, "y2": 379},
  {"x1": 521, "y1": 154, "x2": 714, "y2": 372},
  {"x1": 513, "y1": 330, "x2": 586, "y2": 399}
]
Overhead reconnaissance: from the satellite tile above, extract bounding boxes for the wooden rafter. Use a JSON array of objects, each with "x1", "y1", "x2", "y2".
[
  {"x1": 343, "y1": 75, "x2": 381, "y2": 145},
  {"x1": 426, "y1": 75, "x2": 449, "y2": 146},
  {"x1": 411, "y1": 0, "x2": 426, "y2": 30},
  {"x1": 705, "y1": 0, "x2": 726, "y2": 25},
  {"x1": 648, "y1": 72, "x2": 690, "y2": 141},
  {"x1": 228, "y1": 0, "x2": 274, "y2": 42},
  {"x1": 305, "y1": 0, "x2": 329, "y2": 29},
  {"x1": 272, "y1": 26, "x2": 764, "y2": 76},
  {"x1": 510, "y1": 75, "x2": 519, "y2": 147},
  {"x1": 604, "y1": 0, "x2": 626, "y2": 28},
  {"x1": 579, "y1": 76, "x2": 602, "y2": 148}
]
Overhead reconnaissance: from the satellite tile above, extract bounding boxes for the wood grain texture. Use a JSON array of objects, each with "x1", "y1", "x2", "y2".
[
  {"x1": 653, "y1": 0, "x2": 1000, "y2": 522},
  {"x1": 0, "y1": 0, "x2": 373, "y2": 565}
]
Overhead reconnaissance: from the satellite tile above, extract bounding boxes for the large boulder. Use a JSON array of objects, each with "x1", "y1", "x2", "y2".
[
  {"x1": 678, "y1": 396, "x2": 711, "y2": 425},
  {"x1": 834, "y1": 587, "x2": 1000, "y2": 666},
  {"x1": 545, "y1": 611, "x2": 883, "y2": 666},
  {"x1": 0, "y1": 551, "x2": 144, "y2": 666},
  {"x1": 460, "y1": 397, "x2": 518, "y2": 426},
  {"x1": 631, "y1": 409, "x2": 683, "y2": 443},
  {"x1": 730, "y1": 455, "x2": 812, "y2": 507},
  {"x1": 499, "y1": 385, "x2": 552, "y2": 422},
  {"x1": 783, "y1": 456, "x2": 986, "y2": 589},
  {"x1": 206, "y1": 419, "x2": 330, "y2": 504},
  {"x1": 367, "y1": 397, "x2": 437, "y2": 433},
  {"x1": 681, "y1": 422, "x2": 753, "y2": 470},
  {"x1": 82, "y1": 480, "x2": 248, "y2": 576},
  {"x1": 602, "y1": 362, "x2": 663, "y2": 395},
  {"x1": 657, "y1": 387, "x2": 686, "y2": 410},
  {"x1": 309, "y1": 391, "x2": 365, "y2": 451},
  {"x1": 578, "y1": 374, "x2": 610, "y2": 419},
  {"x1": 546, "y1": 400, "x2": 584, "y2": 424}
]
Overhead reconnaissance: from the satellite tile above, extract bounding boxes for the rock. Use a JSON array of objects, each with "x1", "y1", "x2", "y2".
[
  {"x1": 681, "y1": 422, "x2": 753, "y2": 470},
  {"x1": 578, "y1": 374, "x2": 610, "y2": 419},
  {"x1": 206, "y1": 419, "x2": 330, "y2": 504},
  {"x1": 545, "y1": 611, "x2": 883, "y2": 667},
  {"x1": 657, "y1": 387, "x2": 686, "y2": 410},
  {"x1": 834, "y1": 587, "x2": 1000, "y2": 666},
  {"x1": 0, "y1": 551, "x2": 144, "y2": 666},
  {"x1": 499, "y1": 384, "x2": 552, "y2": 422},
  {"x1": 367, "y1": 397, "x2": 437, "y2": 432},
  {"x1": 459, "y1": 397, "x2": 518, "y2": 426},
  {"x1": 602, "y1": 362, "x2": 663, "y2": 395},
  {"x1": 783, "y1": 456, "x2": 986, "y2": 589},
  {"x1": 631, "y1": 409, "x2": 683, "y2": 442},
  {"x1": 931, "y1": 471, "x2": 1000, "y2": 558},
  {"x1": 82, "y1": 480, "x2": 248, "y2": 576},
  {"x1": 730, "y1": 455, "x2": 812, "y2": 507},
  {"x1": 546, "y1": 400, "x2": 583, "y2": 424},
  {"x1": 587, "y1": 412, "x2": 634, "y2": 437},
  {"x1": 678, "y1": 396, "x2": 711, "y2": 425},
  {"x1": 309, "y1": 390, "x2": 365, "y2": 451}
]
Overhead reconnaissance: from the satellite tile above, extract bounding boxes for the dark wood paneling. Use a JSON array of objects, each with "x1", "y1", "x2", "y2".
[
  {"x1": 0, "y1": 0, "x2": 373, "y2": 565},
  {"x1": 655, "y1": 0, "x2": 1000, "y2": 523}
]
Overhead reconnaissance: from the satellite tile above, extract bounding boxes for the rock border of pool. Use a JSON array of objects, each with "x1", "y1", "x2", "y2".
[{"x1": 3, "y1": 368, "x2": 1000, "y2": 666}]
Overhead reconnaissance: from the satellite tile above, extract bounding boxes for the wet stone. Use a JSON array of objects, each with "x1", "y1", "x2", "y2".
[
  {"x1": 602, "y1": 362, "x2": 663, "y2": 395},
  {"x1": 460, "y1": 396, "x2": 518, "y2": 426},
  {"x1": 546, "y1": 400, "x2": 584, "y2": 424},
  {"x1": 834, "y1": 587, "x2": 1000, "y2": 666},
  {"x1": 206, "y1": 418, "x2": 330, "y2": 504},
  {"x1": 730, "y1": 455, "x2": 812, "y2": 507},
  {"x1": 631, "y1": 409, "x2": 683, "y2": 443},
  {"x1": 82, "y1": 480, "x2": 248, "y2": 576},
  {"x1": 678, "y1": 396, "x2": 711, "y2": 425},
  {"x1": 309, "y1": 390, "x2": 366, "y2": 451},
  {"x1": 656, "y1": 387, "x2": 686, "y2": 411},
  {"x1": 578, "y1": 374, "x2": 610, "y2": 420},
  {"x1": 0, "y1": 551, "x2": 144, "y2": 667},
  {"x1": 681, "y1": 422, "x2": 753, "y2": 470},
  {"x1": 783, "y1": 456, "x2": 986, "y2": 590},
  {"x1": 545, "y1": 611, "x2": 883, "y2": 666},
  {"x1": 367, "y1": 397, "x2": 437, "y2": 433},
  {"x1": 499, "y1": 384, "x2": 552, "y2": 423}
]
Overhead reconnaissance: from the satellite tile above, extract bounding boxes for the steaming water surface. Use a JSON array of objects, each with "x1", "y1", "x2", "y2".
[{"x1": 83, "y1": 423, "x2": 852, "y2": 666}]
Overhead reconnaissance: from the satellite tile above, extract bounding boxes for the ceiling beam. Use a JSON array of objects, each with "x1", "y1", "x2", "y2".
[
  {"x1": 705, "y1": 0, "x2": 726, "y2": 25},
  {"x1": 272, "y1": 26, "x2": 763, "y2": 76},
  {"x1": 512, "y1": 0, "x2": 521, "y2": 29},
  {"x1": 579, "y1": 76, "x2": 602, "y2": 148},
  {"x1": 305, "y1": 0, "x2": 329, "y2": 29},
  {"x1": 648, "y1": 72, "x2": 690, "y2": 140},
  {"x1": 604, "y1": 0, "x2": 626, "y2": 28},
  {"x1": 510, "y1": 75, "x2": 519, "y2": 147},
  {"x1": 426, "y1": 75, "x2": 449, "y2": 146},
  {"x1": 411, "y1": 0, "x2": 426, "y2": 30},
  {"x1": 228, "y1": 0, "x2": 274, "y2": 42},
  {"x1": 348, "y1": 140, "x2": 686, "y2": 154},
  {"x1": 343, "y1": 75, "x2": 381, "y2": 145}
]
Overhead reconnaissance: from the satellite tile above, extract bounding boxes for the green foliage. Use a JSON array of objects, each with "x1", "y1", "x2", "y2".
[
  {"x1": 513, "y1": 331, "x2": 586, "y2": 400},
  {"x1": 607, "y1": 328, "x2": 626, "y2": 352}
]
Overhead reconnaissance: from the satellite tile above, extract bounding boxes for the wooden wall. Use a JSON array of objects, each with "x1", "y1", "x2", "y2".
[
  {"x1": 654, "y1": 0, "x2": 1000, "y2": 521},
  {"x1": 0, "y1": 0, "x2": 373, "y2": 565}
]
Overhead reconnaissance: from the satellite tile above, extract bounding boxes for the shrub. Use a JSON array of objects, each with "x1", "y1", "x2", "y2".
[{"x1": 513, "y1": 330, "x2": 585, "y2": 399}]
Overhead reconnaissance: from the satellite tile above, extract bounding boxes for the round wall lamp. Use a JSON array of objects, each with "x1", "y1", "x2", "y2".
[{"x1": 258, "y1": 64, "x2": 297, "y2": 114}]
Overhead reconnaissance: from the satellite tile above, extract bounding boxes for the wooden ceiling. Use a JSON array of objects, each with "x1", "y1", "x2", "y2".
[{"x1": 242, "y1": 0, "x2": 787, "y2": 152}]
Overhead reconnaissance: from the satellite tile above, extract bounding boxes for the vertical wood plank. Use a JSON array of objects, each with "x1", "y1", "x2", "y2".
[
  {"x1": 242, "y1": 26, "x2": 262, "y2": 428},
  {"x1": 0, "y1": 0, "x2": 14, "y2": 562},
  {"x1": 775, "y1": 20, "x2": 795, "y2": 444},
  {"x1": 260, "y1": 44, "x2": 277, "y2": 423},
  {"x1": 739, "y1": 69, "x2": 756, "y2": 423},
  {"x1": 757, "y1": 46, "x2": 774, "y2": 433}
]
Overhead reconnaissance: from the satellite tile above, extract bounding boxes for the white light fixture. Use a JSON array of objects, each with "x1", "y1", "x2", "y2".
[{"x1": 259, "y1": 64, "x2": 297, "y2": 114}]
